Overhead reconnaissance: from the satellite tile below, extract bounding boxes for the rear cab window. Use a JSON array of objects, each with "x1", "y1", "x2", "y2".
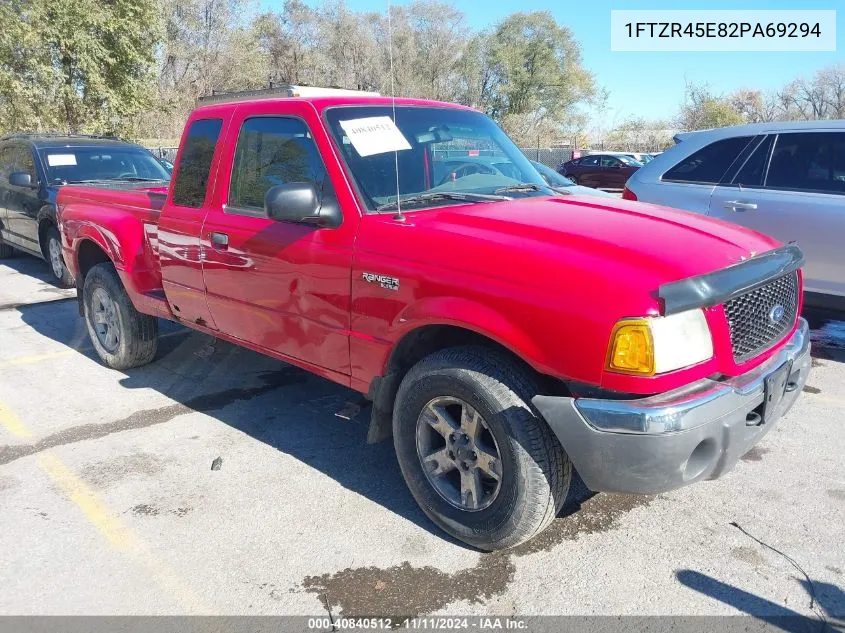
[
  {"x1": 172, "y1": 118, "x2": 224, "y2": 207},
  {"x1": 663, "y1": 136, "x2": 754, "y2": 185}
]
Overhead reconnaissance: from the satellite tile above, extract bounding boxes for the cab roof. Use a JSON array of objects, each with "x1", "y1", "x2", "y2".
[
  {"x1": 0, "y1": 134, "x2": 143, "y2": 150},
  {"x1": 192, "y1": 95, "x2": 478, "y2": 116}
]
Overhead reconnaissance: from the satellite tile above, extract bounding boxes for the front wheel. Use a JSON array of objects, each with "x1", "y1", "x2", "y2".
[
  {"x1": 0, "y1": 241, "x2": 14, "y2": 259},
  {"x1": 83, "y1": 262, "x2": 158, "y2": 370},
  {"x1": 45, "y1": 226, "x2": 74, "y2": 287},
  {"x1": 393, "y1": 346, "x2": 571, "y2": 550}
]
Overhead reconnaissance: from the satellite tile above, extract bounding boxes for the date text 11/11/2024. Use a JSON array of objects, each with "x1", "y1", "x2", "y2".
[{"x1": 307, "y1": 616, "x2": 528, "y2": 630}]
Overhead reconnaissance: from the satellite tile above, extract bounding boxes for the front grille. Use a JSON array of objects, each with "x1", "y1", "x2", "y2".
[{"x1": 723, "y1": 272, "x2": 799, "y2": 363}]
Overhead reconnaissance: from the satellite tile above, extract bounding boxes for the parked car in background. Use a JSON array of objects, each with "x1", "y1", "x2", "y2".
[
  {"x1": 558, "y1": 153, "x2": 643, "y2": 189},
  {"x1": 624, "y1": 121, "x2": 845, "y2": 306},
  {"x1": 159, "y1": 157, "x2": 174, "y2": 174},
  {"x1": 0, "y1": 134, "x2": 170, "y2": 286},
  {"x1": 529, "y1": 160, "x2": 615, "y2": 197},
  {"x1": 59, "y1": 92, "x2": 810, "y2": 550}
]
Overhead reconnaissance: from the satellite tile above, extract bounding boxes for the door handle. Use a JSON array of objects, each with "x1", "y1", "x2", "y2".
[
  {"x1": 209, "y1": 232, "x2": 229, "y2": 249},
  {"x1": 724, "y1": 200, "x2": 758, "y2": 212}
]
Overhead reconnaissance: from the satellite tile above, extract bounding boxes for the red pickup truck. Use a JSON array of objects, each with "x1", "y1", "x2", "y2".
[{"x1": 58, "y1": 95, "x2": 811, "y2": 550}]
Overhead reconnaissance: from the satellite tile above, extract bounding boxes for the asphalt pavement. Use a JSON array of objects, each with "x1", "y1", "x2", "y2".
[{"x1": 0, "y1": 254, "x2": 842, "y2": 625}]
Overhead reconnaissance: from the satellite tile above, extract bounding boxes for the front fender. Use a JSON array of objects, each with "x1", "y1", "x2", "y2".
[{"x1": 390, "y1": 296, "x2": 550, "y2": 374}]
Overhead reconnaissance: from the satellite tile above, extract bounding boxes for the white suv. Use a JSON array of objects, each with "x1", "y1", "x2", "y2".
[{"x1": 624, "y1": 121, "x2": 845, "y2": 305}]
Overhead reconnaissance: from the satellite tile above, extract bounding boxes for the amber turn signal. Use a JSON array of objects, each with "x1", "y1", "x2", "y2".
[{"x1": 605, "y1": 319, "x2": 655, "y2": 375}]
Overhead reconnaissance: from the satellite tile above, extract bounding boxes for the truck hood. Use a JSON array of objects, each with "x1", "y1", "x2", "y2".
[{"x1": 361, "y1": 195, "x2": 782, "y2": 308}]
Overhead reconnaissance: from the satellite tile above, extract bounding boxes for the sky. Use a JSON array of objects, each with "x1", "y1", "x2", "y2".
[{"x1": 257, "y1": 0, "x2": 844, "y2": 126}]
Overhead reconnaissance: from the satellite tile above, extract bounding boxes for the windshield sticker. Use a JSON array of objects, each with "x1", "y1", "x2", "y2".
[
  {"x1": 47, "y1": 154, "x2": 77, "y2": 166},
  {"x1": 338, "y1": 116, "x2": 411, "y2": 157}
]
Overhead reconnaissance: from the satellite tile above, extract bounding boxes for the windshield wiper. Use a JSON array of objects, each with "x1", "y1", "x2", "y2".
[
  {"x1": 494, "y1": 183, "x2": 547, "y2": 194},
  {"x1": 376, "y1": 191, "x2": 510, "y2": 212},
  {"x1": 110, "y1": 177, "x2": 162, "y2": 182}
]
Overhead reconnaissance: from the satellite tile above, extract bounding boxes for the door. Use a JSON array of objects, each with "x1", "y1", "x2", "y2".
[
  {"x1": 599, "y1": 155, "x2": 628, "y2": 188},
  {"x1": 201, "y1": 108, "x2": 357, "y2": 376},
  {"x1": 0, "y1": 145, "x2": 13, "y2": 244},
  {"x1": 648, "y1": 135, "x2": 756, "y2": 214},
  {"x1": 709, "y1": 131, "x2": 845, "y2": 297},
  {"x1": 3, "y1": 145, "x2": 40, "y2": 253},
  {"x1": 574, "y1": 155, "x2": 600, "y2": 187},
  {"x1": 157, "y1": 116, "x2": 228, "y2": 329}
]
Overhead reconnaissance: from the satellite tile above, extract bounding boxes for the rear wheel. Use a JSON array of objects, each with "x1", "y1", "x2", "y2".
[
  {"x1": 83, "y1": 262, "x2": 158, "y2": 370},
  {"x1": 393, "y1": 346, "x2": 571, "y2": 550},
  {"x1": 45, "y1": 226, "x2": 73, "y2": 287}
]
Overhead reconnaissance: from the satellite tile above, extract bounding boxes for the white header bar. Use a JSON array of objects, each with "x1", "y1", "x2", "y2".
[{"x1": 611, "y1": 10, "x2": 836, "y2": 52}]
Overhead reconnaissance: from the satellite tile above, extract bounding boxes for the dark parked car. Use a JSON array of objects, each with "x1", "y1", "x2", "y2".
[
  {"x1": 529, "y1": 160, "x2": 615, "y2": 198},
  {"x1": 558, "y1": 153, "x2": 643, "y2": 189},
  {"x1": 0, "y1": 134, "x2": 170, "y2": 286}
]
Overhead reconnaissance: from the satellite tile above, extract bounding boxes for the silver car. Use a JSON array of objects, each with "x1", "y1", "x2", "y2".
[{"x1": 625, "y1": 121, "x2": 845, "y2": 306}]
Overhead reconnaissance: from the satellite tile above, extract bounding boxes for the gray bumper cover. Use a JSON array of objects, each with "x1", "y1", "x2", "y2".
[{"x1": 532, "y1": 318, "x2": 811, "y2": 494}]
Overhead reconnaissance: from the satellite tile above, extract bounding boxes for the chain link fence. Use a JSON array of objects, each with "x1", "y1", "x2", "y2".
[{"x1": 149, "y1": 147, "x2": 178, "y2": 162}]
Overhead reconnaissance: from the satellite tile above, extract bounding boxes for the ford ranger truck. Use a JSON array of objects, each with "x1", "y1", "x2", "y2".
[{"x1": 57, "y1": 95, "x2": 811, "y2": 551}]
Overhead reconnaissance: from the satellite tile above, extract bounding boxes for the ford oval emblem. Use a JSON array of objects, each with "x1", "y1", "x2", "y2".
[{"x1": 769, "y1": 304, "x2": 785, "y2": 323}]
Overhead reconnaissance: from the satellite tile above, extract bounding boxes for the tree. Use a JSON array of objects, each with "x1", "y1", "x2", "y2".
[
  {"x1": 478, "y1": 12, "x2": 594, "y2": 122},
  {"x1": 0, "y1": 0, "x2": 59, "y2": 132},
  {"x1": 677, "y1": 82, "x2": 744, "y2": 131},
  {"x1": 0, "y1": 0, "x2": 161, "y2": 135},
  {"x1": 150, "y1": 0, "x2": 262, "y2": 139}
]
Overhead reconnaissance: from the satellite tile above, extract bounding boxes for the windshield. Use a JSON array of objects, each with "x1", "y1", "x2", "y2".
[
  {"x1": 38, "y1": 146, "x2": 171, "y2": 184},
  {"x1": 324, "y1": 106, "x2": 552, "y2": 212},
  {"x1": 618, "y1": 155, "x2": 644, "y2": 167},
  {"x1": 530, "y1": 160, "x2": 576, "y2": 187}
]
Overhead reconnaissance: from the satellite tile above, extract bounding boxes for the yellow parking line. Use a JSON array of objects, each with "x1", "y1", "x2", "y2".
[
  {"x1": 0, "y1": 329, "x2": 192, "y2": 367},
  {"x1": 0, "y1": 401, "x2": 34, "y2": 439},
  {"x1": 0, "y1": 401, "x2": 210, "y2": 613},
  {"x1": 4, "y1": 349, "x2": 76, "y2": 366},
  {"x1": 37, "y1": 453, "x2": 133, "y2": 550}
]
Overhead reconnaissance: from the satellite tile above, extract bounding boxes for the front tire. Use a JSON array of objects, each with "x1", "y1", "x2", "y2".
[
  {"x1": 45, "y1": 226, "x2": 74, "y2": 287},
  {"x1": 393, "y1": 346, "x2": 571, "y2": 551},
  {"x1": 83, "y1": 263, "x2": 158, "y2": 370},
  {"x1": 0, "y1": 241, "x2": 14, "y2": 259}
]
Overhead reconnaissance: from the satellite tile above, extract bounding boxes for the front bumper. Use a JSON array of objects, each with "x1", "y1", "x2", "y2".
[{"x1": 532, "y1": 318, "x2": 811, "y2": 494}]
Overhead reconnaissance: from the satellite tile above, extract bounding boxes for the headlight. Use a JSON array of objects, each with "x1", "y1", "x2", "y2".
[{"x1": 606, "y1": 309, "x2": 713, "y2": 376}]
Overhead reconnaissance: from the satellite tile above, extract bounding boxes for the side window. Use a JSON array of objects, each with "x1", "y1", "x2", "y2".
[
  {"x1": 600, "y1": 156, "x2": 619, "y2": 167},
  {"x1": 580, "y1": 156, "x2": 599, "y2": 167},
  {"x1": 13, "y1": 146, "x2": 36, "y2": 179},
  {"x1": 172, "y1": 118, "x2": 223, "y2": 208},
  {"x1": 229, "y1": 117, "x2": 326, "y2": 211},
  {"x1": 0, "y1": 146, "x2": 14, "y2": 183},
  {"x1": 731, "y1": 136, "x2": 774, "y2": 187},
  {"x1": 663, "y1": 136, "x2": 753, "y2": 184},
  {"x1": 766, "y1": 132, "x2": 845, "y2": 195}
]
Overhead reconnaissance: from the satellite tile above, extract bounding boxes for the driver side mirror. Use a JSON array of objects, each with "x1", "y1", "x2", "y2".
[
  {"x1": 264, "y1": 182, "x2": 342, "y2": 229},
  {"x1": 9, "y1": 172, "x2": 34, "y2": 188}
]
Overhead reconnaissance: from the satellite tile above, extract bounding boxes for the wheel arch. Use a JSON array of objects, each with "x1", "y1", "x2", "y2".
[
  {"x1": 366, "y1": 314, "x2": 569, "y2": 444},
  {"x1": 36, "y1": 205, "x2": 57, "y2": 258},
  {"x1": 74, "y1": 237, "x2": 114, "y2": 315}
]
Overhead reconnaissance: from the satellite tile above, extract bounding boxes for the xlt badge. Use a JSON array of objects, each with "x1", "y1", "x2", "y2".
[{"x1": 362, "y1": 272, "x2": 400, "y2": 291}]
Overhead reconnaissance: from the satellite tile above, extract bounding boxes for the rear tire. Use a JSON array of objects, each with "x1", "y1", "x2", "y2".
[
  {"x1": 82, "y1": 262, "x2": 158, "y2": 370},
  {"x1": 0, "y1": 241, "x2": 14, "y2": 259},
  {"x1": 393, "y1": 346, "x2": 571, "y2": 551},
  {"x1": 45, "y1": 226, "x2": 74, "y2": 288}
]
